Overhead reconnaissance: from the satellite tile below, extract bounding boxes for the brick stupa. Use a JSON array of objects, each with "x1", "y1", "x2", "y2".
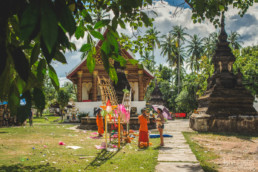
[{"x1": 190, "y1": 14, "x2": 258, "y2": 133}]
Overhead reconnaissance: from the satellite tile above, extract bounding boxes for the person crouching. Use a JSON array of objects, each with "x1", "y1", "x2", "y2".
[{"x1": 138, "y1": 108, "x2": 150, "y2": 148}]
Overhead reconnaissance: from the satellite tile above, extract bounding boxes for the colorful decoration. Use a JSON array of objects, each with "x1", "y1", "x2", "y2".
[
  {"x1": 59, "y1": 141, "x2": 65, "y2": 145},
  {"x1": 116, "y1": 104, "x2": 130, "y2": 123},
  {"x1": 100, "y1": 100, "x2": 117, "y2": 150}
]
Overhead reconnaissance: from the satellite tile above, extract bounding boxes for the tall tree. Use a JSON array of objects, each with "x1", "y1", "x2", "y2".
[
  {"x1": 57, "y1": 89, "x2": 69, "y2": 121},
  {"x1": 228, "y1": 31, "x2": 243, "y2": 50},
  {"x1": 146, "y1": 27, "x2": 160, "y2": 69},
  {"x1": 160, "y1": 33, "x2": 174, "y2": 64},
  {"x1": 186, "y1": 34, "x2": 204, "y2": 73},
  {"x1": 203, "y1": 32, "x2": 218, "y2": 62},
  {"x1": 160, "y1": 33, "x2": 176, "y2": 83},
  {"x1": 139, "y1": 51, "x2": 154, "y2": 72},
  {"x1": 169, "y1": 25, "x2": 188, "y2": 93}
]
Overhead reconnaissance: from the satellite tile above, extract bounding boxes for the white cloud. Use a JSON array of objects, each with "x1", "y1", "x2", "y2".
[
  {"x1": 59, "y1": 77, "x2": 72, "y2": 87},
  {"x1": 55, "y1": 1, "x2": 258, "y2": 80}
]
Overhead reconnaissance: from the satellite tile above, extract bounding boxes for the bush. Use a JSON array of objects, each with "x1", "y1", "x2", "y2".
[{"x1": 78, "y1": 112, "x2": 89, "y2": 122}]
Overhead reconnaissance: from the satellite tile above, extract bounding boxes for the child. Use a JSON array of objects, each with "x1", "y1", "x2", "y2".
[
  {"x1": 156, "y1": 108, "x2": 165, "y2": 146},
  {"x1": 138, "y1": 108, "x2": 150, "y2": 148},
  {"x1": 96, "y1": 109, "x2": 104, "y2": 137}
]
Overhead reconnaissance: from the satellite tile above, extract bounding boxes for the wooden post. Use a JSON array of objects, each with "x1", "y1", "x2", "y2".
[
  {"x1": 118, "y1": 114, "x2": 120, "y2": 149},
  {"x1": 77, "y1": 70, "x2": 83, "y2": 102},
  {"x1": 138, "y1": 70, "x2": 144, "y2": 101},
  {"x1": 92, "y1": 71, "x2": 98, "y2": 101}
]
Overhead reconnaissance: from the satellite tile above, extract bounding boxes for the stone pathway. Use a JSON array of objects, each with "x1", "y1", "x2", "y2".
[{"x1": 155, "y1": 119, "x2": 203, "y2": 172}]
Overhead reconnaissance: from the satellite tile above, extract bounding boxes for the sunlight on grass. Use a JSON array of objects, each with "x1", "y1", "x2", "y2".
[{"x1": 0, "y1": 124, "x2": 159, "y2": 171}]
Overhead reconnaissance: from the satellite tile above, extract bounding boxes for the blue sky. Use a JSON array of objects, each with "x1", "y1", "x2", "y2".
[{"x1": 55, "y1": 1, "x2": 258, "y2": 85}]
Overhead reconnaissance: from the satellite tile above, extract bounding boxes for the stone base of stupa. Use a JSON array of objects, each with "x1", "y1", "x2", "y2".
[{"x1": 190, "y1": 113, "x2": 258, "y2": 133}]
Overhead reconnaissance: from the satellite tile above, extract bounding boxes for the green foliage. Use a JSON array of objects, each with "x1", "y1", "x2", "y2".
[
  {"x1": 57, "y1": 89, "x2": 69, "y2": 119},
  {"x1": 233, "y1": 47, "x2": 258, "y2": 96},
  {"x1": 175, "y1": 74, "x2": 198, "y2": 113},
  {"x1": 78, "y1": 112, "x2": 89, "y2": 122},
  {"x1": 0, "y1": 0, "x2": 153, "y2": 121},
  {"x1": 187, "y1": 0, "x2": 254, "y2": 27},
  {"x1": 43, "y1": 75, "x2": 57, "y2": 107},
  {"x1": 62, "y1": 82, "x2": 77, "y2": 101},
  {"x1": 33, "y1": 88, "x2": 45, "y2": 112}
]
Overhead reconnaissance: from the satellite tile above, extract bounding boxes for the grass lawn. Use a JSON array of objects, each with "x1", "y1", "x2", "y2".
[
  {"x1": 0, "y1": 122, "x2": 160, "y2": 172},
  {"x1": 25, "y1": 115, "x2": 61, "y2": 124}
]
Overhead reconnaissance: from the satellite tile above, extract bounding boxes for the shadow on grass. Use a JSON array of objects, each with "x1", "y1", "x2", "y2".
[
  {"x1": 0, "y1": 131, "x2": 8, "y2": 134},
  {"x1": 85, "y1": 149, "x2": 121, "y2": 170},
  {"x1": 0, "y1": 163, "x2": 61, "y2": 172},
  {"x1": 197, "y1": 131, "x2": 258, "y2": 142}
]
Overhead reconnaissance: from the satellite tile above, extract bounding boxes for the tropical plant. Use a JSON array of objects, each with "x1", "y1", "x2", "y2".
[
  {"x1": 0, "y1": 0, "x2": 253, "y2": 122},
  {"x1": 233, "y1": 46, "x2": 258, "y2": 96},
  {"x1": 203, "y1": 32, "x2": 218, "y2": 62},
  {"x1": 169, "y1": 25, "x2": 188, "y2": 93},
  {"x1": 139, "y1": 51, "x2": 155, "y2": 72},
  {"x1": 57, "y1": 89, "x2": 70, "y2": 121},
  {"x1": 160, "y1": 33, "x2": 174, "y2": 64},
  {"x1": 186, "y1": 34, "x2": 204, "y2": 73},
  {"x1": 0, "y1": 0, "x2": 154, "y2": 119},
  {"x1": 63, "y1": 82, "x2": 77, "y2": 101},
  {"x1": 146, "y1": 27, "x2": 160, "y2": 68},
  {"x1": 187, "y1": 0, "x2": 253, "y2": 26},
  {"x1": 228, "y1": 31, "x2": 243, "y2": 50}
]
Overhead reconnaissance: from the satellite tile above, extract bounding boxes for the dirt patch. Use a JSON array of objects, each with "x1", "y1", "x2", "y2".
[{"x1": 192, "y1": 135, "x2": 258, "y2": 172}]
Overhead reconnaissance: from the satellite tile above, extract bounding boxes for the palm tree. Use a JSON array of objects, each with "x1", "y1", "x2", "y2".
[
  {"x1": 228, "y1": 31, "x2": 242, "y2": 50},
  {"x1": 203, "y1": 32, "x2": 218, "y2": 62},
  {"x1": 160, "y1": 33, "x2": 174, "y2": 65},
  {"x1": 139, "y1": 51, "x2": 154, "y2": 72},
  {"x1": 146, "y1": 27, "x2": 160, "y2": 66},
  {"x1": 160, "y1": 33, "x2": 185, "y2": 90},
  {"x1": 169, "y1": 25, "x2": 188, "y2": 93},
  {"x1": 186, "y1": 34, "x2": 204, "y2": 73}
]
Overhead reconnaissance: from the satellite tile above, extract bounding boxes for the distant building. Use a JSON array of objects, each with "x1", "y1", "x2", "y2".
[{"x1": 148, "y1": 80, "x2": 165, "y2": 106}]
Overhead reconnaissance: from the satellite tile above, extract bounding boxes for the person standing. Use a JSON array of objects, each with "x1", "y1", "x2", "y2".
[
  {"x1": 138, "y1": 108, "x2": 150, "y2": 148},
  {"x1": 96, "y1": 109, "x2": 104, "y2": 137},
  {"x1": 156, "y1": 108, "x2": 165, "y2": 146}
]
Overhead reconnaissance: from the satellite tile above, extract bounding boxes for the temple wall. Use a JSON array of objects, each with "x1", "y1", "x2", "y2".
[
  {"x1": 129, "y1": 82, "x2": 139, "y2": 101},
  {"x1": 75, "y1": 102, "x2": 102, "y2": 116},
  {"x1": 75, "y1": 101, "x2": 146, "y2": 116}
]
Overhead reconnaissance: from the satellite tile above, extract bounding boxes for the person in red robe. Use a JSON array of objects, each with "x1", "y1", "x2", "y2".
[
  {"x1": 96, "y1": 109, "x2": 104, "y2": 137},
  {"x1": 138, "y1": 108, "x2": 150, "y2": 148}
]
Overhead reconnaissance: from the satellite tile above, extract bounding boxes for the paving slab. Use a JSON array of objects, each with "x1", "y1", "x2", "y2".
[
  {"x1": 155, "y1": 120, "x2": 203, "y2": 172},
  {"x1": 159, "y1": 148, "x2": 193, "y2": 154},
  {"x1": 156, "y1": 162, "x2": 203, "y2": 172},
  {"x1": 158, "y1": 153, "x2": 198, "y2": 162},
  {"x1": 163, "y1": 145, "x2": 190, "y2": 149}
]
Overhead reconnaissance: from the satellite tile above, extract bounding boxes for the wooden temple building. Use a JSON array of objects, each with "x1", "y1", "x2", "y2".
[{"x1": 66, "y1": 31, "x2": 154, "y2": 116}]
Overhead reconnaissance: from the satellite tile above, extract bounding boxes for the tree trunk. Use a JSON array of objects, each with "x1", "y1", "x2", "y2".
[
  {"x1": 178, "y1": 39, "x2": 181, "y2": 94},
  {"x1": 36, "y1": 110, "x2": 39, "y2": 118}
]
